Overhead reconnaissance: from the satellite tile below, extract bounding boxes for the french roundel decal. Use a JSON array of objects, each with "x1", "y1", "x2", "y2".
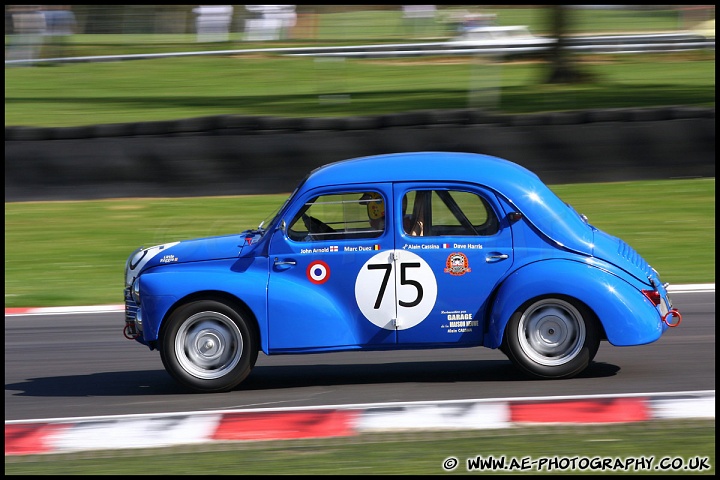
[
  {"x1": 355, "y1": 250, "x2": 437, "y2": 330},
  {"x1": 307, "y1": 260, "x2": 330, "y2": 284}
]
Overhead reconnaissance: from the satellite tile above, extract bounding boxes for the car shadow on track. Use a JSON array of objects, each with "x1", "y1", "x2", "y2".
[
  {"x1": 239, "y1": 360, "x2": 620, "y2": 391},
  {"x1": 5, "y1": 361, "x2": 620, "y2": 397}
]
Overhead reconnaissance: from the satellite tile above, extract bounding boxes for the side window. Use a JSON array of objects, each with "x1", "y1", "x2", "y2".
[
  {"x1": 403, "y1": 189, "x2": 498, "y2": 237},
  {"x1": 287, "y1": 192, "x2": 385, "y2": 242}
]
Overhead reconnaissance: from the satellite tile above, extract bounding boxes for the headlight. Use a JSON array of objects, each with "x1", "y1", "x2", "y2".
[
  {"x1": 131, "y1": 278, "x2": 141, "y2": 305},
  {"x1": 125, "y1": 247, "x2": 145, "y2": 287}
]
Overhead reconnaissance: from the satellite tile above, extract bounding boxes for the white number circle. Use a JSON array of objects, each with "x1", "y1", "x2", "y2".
[{"x1": 355, "y1": 250, "x2": 438, "y2": 330}]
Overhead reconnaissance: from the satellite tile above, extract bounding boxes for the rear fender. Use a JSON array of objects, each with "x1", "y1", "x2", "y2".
[{"x1": 486, "y1": 259, "x2": 664, "y2": 348}]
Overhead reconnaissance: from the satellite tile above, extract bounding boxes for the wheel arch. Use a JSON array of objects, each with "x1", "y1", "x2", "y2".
[
  {"x1": 158, "y1": 293, "x2": 261, "y2": 392},
  {"x1": 486, "y1": 259, "x2": 663, "y2": 349},
  {"x1": 502, "y1": 294, "x2": 601, "y2": 379},
  {"x1": 137, "y1": 261, "x2": 269, "y2": 351},
  {"x1": 499, "y1": 292, "x2": 601, "y2": 349},
  {"x1": 158, "y1": 290, "x2": 261, "y2": 350}
]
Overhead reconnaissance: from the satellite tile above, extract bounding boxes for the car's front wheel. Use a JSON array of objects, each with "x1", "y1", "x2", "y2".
[
  {"x1": 160, "y1": 300, "x2": 258, "y2": 393},
  {"x1": 503, "y1": 296, "x2": 600, "y2": 379}
]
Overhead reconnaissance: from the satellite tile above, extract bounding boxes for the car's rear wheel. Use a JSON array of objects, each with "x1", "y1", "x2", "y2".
[
  {"x1": 160, "y1": 300, "x2": 258, "y2": 392},
  {"x1": 503, "y1": 296, "x2": 599, "y2": 379}
]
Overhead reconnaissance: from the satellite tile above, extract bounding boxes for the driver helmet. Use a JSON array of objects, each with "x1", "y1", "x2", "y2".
[{"x1": 360, "y1": 192, "x2": 385, "y2": 220}]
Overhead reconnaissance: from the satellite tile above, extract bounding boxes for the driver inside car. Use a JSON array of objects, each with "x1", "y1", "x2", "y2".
[
  {"x1": 360, "y1": 192, "x2": 385, "y2": 233},
  {"x1": 360, "y1": 192, "x2": 420, "y2": 235}
]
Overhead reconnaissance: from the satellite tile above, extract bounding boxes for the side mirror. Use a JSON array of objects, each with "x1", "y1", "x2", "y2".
[{"x1": 507, "y1": 212, "x2": 523, "y2": 223}]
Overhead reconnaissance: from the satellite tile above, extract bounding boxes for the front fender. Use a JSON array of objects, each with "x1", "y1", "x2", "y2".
[
  {"x1": 486, "y1": 259, "x2": 665, "y2": 348},
  {"x1": 137, "y1": 257, "x2": 269, "y2": 347}
]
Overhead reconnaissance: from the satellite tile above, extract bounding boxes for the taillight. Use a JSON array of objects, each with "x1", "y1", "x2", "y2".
[{"x1": 642, "y1": 289, "x2": 661, "y2": 306}]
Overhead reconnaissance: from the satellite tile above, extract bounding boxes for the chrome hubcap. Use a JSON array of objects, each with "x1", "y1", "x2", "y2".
[
  {"x1": 518, "y1": 299, "x2": 585, "y2": 366},
  {"x1": 175, "y1": 311, "x2": 243, "y2": 379}
]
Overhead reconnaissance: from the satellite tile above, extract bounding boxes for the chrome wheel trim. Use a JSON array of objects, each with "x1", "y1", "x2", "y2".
[
  {"x1": 175, "y1": 311, "x2": 243, "y2": 380},
  {"x1": 517, "y1": 298, "x2": 586, "y2": 366}
]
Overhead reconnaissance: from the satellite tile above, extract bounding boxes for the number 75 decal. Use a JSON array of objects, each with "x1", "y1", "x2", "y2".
[{"x1": 355, "y1": 250, "x2": 438, "y2": 330}]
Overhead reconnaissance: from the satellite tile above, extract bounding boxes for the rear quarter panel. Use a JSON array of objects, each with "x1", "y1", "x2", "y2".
[{"x1": 486, "y1": 258, "x2": 665, "y2": 348}]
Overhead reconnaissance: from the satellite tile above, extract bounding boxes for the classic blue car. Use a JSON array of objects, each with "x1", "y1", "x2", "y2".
[{"x1": 123, "y1": 152, "x2": 681, "y2": 392}]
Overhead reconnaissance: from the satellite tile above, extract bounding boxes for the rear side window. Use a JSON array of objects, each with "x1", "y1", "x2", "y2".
[{"x1": 402, "y1": 189, "x2": 498, "y2": 237}]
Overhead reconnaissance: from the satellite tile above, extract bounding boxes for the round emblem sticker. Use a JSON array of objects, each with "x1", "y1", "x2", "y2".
[
  {"x1": 444, "y1": 252, "x2": 471, "y2": 276},
  {"x1": 355, "y1": 250, "x2": 437, "y2": 330},
  {"x1": 307, "y1": 260, "x2": 330, "y2": 284}
]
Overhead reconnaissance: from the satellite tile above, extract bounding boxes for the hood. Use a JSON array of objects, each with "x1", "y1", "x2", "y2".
[
  {"x1": 592, "y1": 229, "x2": 657, "y2": 286},
  {"x1": 125, "y1": 232, "x2": 260, "y2": 286}
]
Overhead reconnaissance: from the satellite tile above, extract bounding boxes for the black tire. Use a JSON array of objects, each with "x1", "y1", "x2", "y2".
[
  {"x1": 160, "y1": 300, "x2": 258, "y2": 393},
  {"x1": 503, "y1": 295, "x2": 600, "y2": 379}
]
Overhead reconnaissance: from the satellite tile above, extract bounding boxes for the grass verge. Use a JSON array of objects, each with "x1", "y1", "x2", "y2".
[{"x1": 5, "y1": 52, "x2": 715, "y2": 127}]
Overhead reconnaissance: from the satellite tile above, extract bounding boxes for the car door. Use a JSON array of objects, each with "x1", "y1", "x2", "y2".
[
  {"x1": 266, "y1": 184, "x2": 397, "y2": 351},
  {"x1": 391, "y1": 183, "x2": 514, "y2": 346}
]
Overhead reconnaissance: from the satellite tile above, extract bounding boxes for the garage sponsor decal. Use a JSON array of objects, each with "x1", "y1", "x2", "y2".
[
  {"x1": 441, "y1": 310, "x2": 478, "y2": 333},
  {"x1": 355, "y1": 250, "x2": 438, "y2": 330},
  {"x1": 444, "y1": 252, "x2": 471, "y2": 276},
  {"x1": 307, "y1": 260, "x2": 330, "y2": 284}
]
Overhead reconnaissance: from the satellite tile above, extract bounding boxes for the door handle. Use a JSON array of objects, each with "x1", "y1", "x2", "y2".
[
  {"x1": 274, "y1": 258, "x2": 297, "y2": 266},
  {"x1": 485, "y1": 253, "x2": 509, "y2": 263}
]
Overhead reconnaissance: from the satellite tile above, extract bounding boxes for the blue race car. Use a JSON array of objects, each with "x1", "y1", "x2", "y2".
[{"x1": 123, "y1": 152, "x2": 681, "y2": 392}]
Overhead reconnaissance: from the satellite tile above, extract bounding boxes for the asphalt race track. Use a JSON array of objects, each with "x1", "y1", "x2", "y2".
[{"x1": 4, "y1": 291, "x2": 714, "y2": 422}]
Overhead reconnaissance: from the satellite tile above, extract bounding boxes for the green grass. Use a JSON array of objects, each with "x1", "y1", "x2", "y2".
[
  {"x1": 4, "y1": 178, "x2": 714, "y2": 309},
  {"x1": 552, "y1": 179, "x2": 715, "y2": 286},
  {"x1": 4, "y1": 421, "x2": 715, "y2": 474},
  {"x1": 6, "y1": 7, "x2": 713, "y2": 127},
  {"x1": 5, "y1": 53, "x2": 715, "y2": 127}
]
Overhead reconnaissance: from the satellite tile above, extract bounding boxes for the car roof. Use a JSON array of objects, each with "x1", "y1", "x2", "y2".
[
  {"x1": 305, "y1": 151, "x2": 537, "y2": 195},
  {"x1": 302, "y1": 152, "x2": 594, "y2": 254}
]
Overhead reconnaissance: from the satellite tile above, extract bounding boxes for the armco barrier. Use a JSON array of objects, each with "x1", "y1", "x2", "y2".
[
  {"x1": 5, "y1": 107, "x2": 715, "y2": 202},
  {"x1": 5, "y1": 391, "x2": 715, "y2": 456}
]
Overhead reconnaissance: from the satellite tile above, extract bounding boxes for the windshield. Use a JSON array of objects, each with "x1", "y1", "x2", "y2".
[
  {"x1": 257, "y1": 181, "x2": 305, "y2": 232},
  {"x1": 257, "y1": 198, "x2": 288, "y2": 232}
]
